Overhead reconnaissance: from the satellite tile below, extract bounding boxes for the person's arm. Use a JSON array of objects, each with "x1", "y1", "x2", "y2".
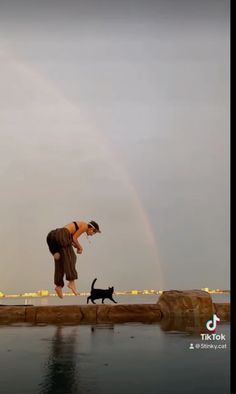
[
  {"x1": 72, "y1": 223, "x2": 87, "y2": 252},
  {"x1": 72, "y1": 238, "x2": 83, "y2": 253}
]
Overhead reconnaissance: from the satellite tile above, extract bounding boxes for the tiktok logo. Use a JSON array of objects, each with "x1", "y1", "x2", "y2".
[{"x1": 206, "y1": 314, "x2": 221, "y2": 332}]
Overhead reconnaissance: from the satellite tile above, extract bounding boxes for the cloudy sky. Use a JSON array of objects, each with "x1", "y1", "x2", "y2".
[{"x1": 0, "y1": 0, "x2": 230, "y2": 293}]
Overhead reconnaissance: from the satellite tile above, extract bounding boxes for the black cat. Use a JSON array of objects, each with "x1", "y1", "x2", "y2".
[{"x1": 87, "y1": 278, "x2": 117, "y2": 304}]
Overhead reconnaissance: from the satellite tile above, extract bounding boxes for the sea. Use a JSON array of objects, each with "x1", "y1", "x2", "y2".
[{"x1": 0, "y1": 294, "x2": 230, "y2": 394}]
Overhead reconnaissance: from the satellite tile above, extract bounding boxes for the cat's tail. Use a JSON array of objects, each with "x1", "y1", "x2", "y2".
[{"x1": 91, "y1": 278, "x2": 97, "y2": 290}]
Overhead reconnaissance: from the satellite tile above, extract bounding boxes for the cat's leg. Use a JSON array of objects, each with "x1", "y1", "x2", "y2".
[
  {"x1": 102, "y1": 299, "x2": 104, "y2": 303},
  {"x1": 110, "y1": 297, "x2": 117, "y2": 303},
  {"x1": 92, "y1": 299, "x2": 96, "y2": 304},
  {"x1": 87, "y1": 296, "x2": 91, "y2": 304}
]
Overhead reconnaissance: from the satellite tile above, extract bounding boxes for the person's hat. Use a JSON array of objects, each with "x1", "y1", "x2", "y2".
[{"x1": 89, "y1": 221, "x2": 101, "y2": 233}]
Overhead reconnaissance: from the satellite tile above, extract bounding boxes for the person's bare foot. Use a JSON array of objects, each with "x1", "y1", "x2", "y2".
[
  {"x1": 68, "y1": 281, "x2": 78, "y2": 296},
  {"x1": 55, "y1": 286, "x2": 63, "y2": 298}
]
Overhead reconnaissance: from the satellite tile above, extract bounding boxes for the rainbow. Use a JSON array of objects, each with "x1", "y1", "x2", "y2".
[{"x1": 2, "y1": 48, "x2": 164, "y2": 289}]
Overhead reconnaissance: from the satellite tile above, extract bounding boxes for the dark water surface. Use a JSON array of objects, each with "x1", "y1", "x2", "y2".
[{"x1": 0, "y1": 321, "x2": 230, "y2": 394}]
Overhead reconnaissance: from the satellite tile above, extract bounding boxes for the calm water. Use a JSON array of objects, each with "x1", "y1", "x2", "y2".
[
  {"x1": 0, "y1": 295, "x2": 230, "y2": 394},
  {"x1": 0, "y1": 322, "x2": 230, "y2": 394}
]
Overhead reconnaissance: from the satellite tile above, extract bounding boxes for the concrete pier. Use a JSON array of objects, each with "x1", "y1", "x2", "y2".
[
  {"x1": 0, "y1": 290, "x2": 230, "y2": 325},
  {"x1": 0, "y1": 304, "x2": 162, "y2": 325}
]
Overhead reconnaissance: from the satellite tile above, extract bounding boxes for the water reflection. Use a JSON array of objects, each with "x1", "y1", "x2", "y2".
[
  {"x1": 91, "y1": 323, "x2": 114, "y2": 332},
  {"x1": 38, "y1": 327, "x2": 80, "y2": 394},
  {"x1": 90, "y1": 324, "x2": 115, "y2": 349},
  {"x1": 160, "y1": 315, "x2": 211, "y2": 336}
]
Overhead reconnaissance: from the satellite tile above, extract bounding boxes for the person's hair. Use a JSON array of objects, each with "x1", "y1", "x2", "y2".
[{"x1": 88, "y1": 221, "x2": 101, "y2": 233}]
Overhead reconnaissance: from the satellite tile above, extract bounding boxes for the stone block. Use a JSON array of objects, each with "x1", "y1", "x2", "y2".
[
  {"x1": 79, "y1": 305, "x2": 97, "y2": 324},
  {"x1": 25, "y1": 306, "x2": 37, "y2": 324},
  {"x1": 97, "y1": 303, "x2": 162, "y2": 323},
  {"x1": 35, "y1": 306, "x2": 83, "y2": 324},
  {"x1": 0, "y1": 306, "x2": 26, "y2": 324},
  {"x1": 158, "y1": 290, "x2": 214, "y2": 318},
  {"x1": 214, "y1": 303, "x2": 230, "y2": 321}
]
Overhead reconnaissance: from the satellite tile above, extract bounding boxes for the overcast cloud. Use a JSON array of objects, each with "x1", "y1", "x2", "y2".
[{"x1": 0, "y1": 0, "x2": 230, "y2": 293}]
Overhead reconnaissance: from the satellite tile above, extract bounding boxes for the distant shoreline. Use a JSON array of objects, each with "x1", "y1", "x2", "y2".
[{"x1": 0, "y1": 290, "x2": 231, "y2": 299}]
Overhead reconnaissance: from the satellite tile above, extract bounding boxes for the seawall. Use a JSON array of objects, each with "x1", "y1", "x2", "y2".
[{"x1": 0, "y1": 290, "x2": 230, "y2": 325}]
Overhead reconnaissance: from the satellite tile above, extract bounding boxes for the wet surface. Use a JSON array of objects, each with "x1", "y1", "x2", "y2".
[{"x1": 0, "y1": 320, "x2": 230, "y2": 394}]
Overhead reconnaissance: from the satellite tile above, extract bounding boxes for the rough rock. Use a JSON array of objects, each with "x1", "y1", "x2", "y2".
[
  {"x1": 157, "y1": 290, "x2": 214, "y2": 318},
  {"x1": 214, "y1": 303, "x2": 230, "y2": 321}
]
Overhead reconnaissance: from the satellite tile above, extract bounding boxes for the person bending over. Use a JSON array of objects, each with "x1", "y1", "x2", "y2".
[{"x1": 46, "y1": 220, "x2": 101, "y2": 298}]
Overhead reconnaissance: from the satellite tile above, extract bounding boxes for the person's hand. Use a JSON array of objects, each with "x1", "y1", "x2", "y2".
[{"x1": 77, "y1": 248, "x2": 83, "y2": 254}]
